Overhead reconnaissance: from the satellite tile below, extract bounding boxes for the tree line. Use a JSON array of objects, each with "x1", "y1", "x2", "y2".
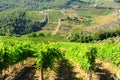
[{"x1": 68, "y1": 28, "x2": 120, "y2": 42}]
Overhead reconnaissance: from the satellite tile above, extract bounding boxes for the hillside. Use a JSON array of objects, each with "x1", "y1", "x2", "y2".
[
  {"x1": 0, "y1": 0, "x2": 120, "y2": 42},
  {"x1": 0, "y1": 0, "x2": 81, "y2": 11},
  {"x1": 0, "y1": 10, "x2": 47, "y2": 36},
  {"x1": 0, "y1": 7, "x2": 119, "y2": 39},
  {"x1": 0, "y1": 0, "x2": 120, "y2": 11}
]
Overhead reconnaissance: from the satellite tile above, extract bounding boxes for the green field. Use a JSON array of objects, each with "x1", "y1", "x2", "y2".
[
  {"x1": 25, "y1": 11, "x2": 45, "y2": 21},
  {"x1": 43, "y1": 23, "x2": 58, "y2": 30},
  {"x1": 0, "y1": 9, "x2": 21, "y2": 20},
  {"x1": 47, "y1": 10, "x2": 65, "y2": 23},
  {"x1": 76, "y1": 8, "x2": 113, "y2": 17}
]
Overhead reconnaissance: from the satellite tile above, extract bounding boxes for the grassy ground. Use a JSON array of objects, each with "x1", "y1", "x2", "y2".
[
  {"x1": 47, "y1": 10, "x2": 65, "y2": 23},
  {"x1": 76, "y1": 8, "x2": 113, "y2": 17},
  {"x1": 25, "y1": 11, "x2": 45, "y2": 21}
]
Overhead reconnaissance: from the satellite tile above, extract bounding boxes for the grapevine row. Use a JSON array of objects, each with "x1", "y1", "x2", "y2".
[
  {"x1": 0, "y1": 38, "x2": 120, "y2": 80},
  {"x1": 0, "y1": 41, "x2": 37, "y2": 75}
]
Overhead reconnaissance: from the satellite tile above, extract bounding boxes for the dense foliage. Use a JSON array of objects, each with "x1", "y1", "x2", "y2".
[
  {"x1": 96, "y1": 41, "x2": 120, "y2": 66},
  {"x1": 0, "y1": 41, "x2": 37, "y2": 70},
  {"x1": 60, "y1": 42, "x2": 97, "y2": 71},
  {"x1": 114, "y1": 0, "x2": 120, "y2": 3},
  {"x1": 0, "y1": 0, "x2": 85, "y2": 11},
  {"x1": 60, "y1": 41, "x2": 120, "y2": 67},
  {"x1": 1, "y1": 0, "x2": 117, "y2": 11},
  {"x1": 36, "y1": 43, "x2": 63, "y2": 70},
  {"x1": 0, "y1": 10, "x2": 48, "y2": 36},
  {"x1": 68, "y1": 28, "x2": 120, "y2": 42}
]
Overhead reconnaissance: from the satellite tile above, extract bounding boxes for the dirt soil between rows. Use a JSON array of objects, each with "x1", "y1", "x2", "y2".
[{"x1": 1, "y1": 58, "x2": 120, "y2": 80}]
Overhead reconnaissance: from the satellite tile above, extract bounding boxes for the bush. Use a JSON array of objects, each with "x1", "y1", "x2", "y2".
[{"x1": 68, "y1": 28, "x2": 120, "y2": 42}]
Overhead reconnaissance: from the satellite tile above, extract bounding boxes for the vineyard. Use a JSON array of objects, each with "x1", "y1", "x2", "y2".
[
  {"x1": 0, "y1": 0, "x2": 120, "y2": 80},
  {"x1": 46, "y1": 10, "x2": 65, "y2": 23},
  {"x1": 0, "y1": 38, "x2": 120, "y2": 80},
  {"x1": 25, "y1": 11, "x2": 45, "y2": 21}
]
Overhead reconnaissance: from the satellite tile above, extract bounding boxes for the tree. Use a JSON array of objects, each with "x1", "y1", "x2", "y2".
[{"x1": 114, "y1": 0, "x2": 120, "y2": 3}]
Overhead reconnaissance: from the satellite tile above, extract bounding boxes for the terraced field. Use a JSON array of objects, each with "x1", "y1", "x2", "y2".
[
  {"x1": 46, "y1": 10, "x2": 65, "y2": 23},
  {"x1": 87, "y1": 19, "x2": 120, "y2": 33},
  {"x1": 25, "y1": 11, "x2": 45, "y2": 21},
  {"x1": 77, "y1": 8, "x2": 113, "y2": 17},
  {"x1": 42, "y1": 23, "x2": 58, "y2": 31},
  {"x1": 41, "y1": 8, "x2": 117, "y2": 36}
]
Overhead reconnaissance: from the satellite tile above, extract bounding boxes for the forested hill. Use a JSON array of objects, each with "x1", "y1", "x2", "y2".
[
  {"x1": 0, "y1": 10, "x2": 48, "y2": 36},
  {"x1": 0, "y1": 0, "x2": 75, "y2": 11},
  {"x1": 0, "y1": 0, "x2": 120, "y2": 11}
]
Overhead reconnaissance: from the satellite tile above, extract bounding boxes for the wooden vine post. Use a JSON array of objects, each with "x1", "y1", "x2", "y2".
[
  {"x1": 0, "y1": 70, "x2": 2, "y2": 79},
  {"x1": 41, "y1": 66, "x2": 44, "y2": 80},
  {"x1": 89, "y1": 49, "x2": 92, "y2": 80}
]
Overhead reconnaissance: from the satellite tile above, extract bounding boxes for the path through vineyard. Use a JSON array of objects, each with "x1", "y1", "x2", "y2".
[
  {"x1": 0, "y1": 58, "x2": 38, "y2": 80},
  {"x1": 13, "y1": 63, "x2": 37, "y2": 80},
  {"x1": 52, "y1": 19, "x2": 61, "y2": 35},
  {"x1": 55, "y1": 59, "x2": 83, "y2": 80},
  {"x1": 1, "y1": 58, "x2": 120, "y2": 80}
]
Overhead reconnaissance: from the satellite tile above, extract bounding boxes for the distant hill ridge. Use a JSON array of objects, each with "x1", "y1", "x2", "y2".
[{"x1": 0, "y1": 0, "x2": 120, "y2": 11}]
